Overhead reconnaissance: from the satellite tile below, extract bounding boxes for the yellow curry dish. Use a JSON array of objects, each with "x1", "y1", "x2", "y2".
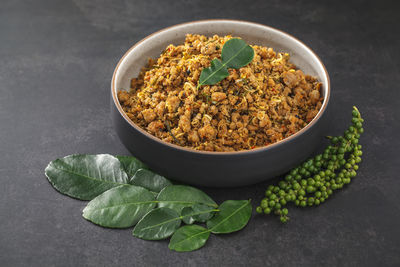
[{"x1": 118, "y1": 34, "x2": 323, "y2": 152}]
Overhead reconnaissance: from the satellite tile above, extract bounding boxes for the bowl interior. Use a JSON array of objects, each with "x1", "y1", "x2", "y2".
[{"x1": 114, "y1": 20, "x2": 329, "y2": 105}]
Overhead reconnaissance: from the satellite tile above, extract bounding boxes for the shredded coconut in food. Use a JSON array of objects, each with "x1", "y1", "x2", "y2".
[{"x1": 118, "y1": 34, "x2": 323, "y2": 152}]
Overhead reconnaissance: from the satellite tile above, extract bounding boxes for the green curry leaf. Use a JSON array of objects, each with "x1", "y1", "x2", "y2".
[
  {"x1": 132, "y1": 207, "x2": 181, "y2": 240},
  {"x1": 198, "y1": 38, "x2": 254, "y2": 88},
  {"x1": 130, "y1": 169, "x2": 172, "y2": 193},
  {"x1": 181, "y1": 204, "x2": 217, "y2": 224},
  {"x1": 198, "y1": 58, "x2": 229, "y2": 87},
  {"x1": 221, "y1": 38, "x2": 255, "y2": 69},
  {"x1": 116, "y1": 155, "x2": 147, "y2": 177},
  {"x1": 157, "y1": 185, "x2": 218, "y2": 213},
  {"x1": 207, "y1": 200, "x2": 252, "y2": 234},
  {"x1": 45, "y1": 154, "x2": 129, "y2": 200},
  {"x1": 82, "y1": 185, "x2": 156, "y2": 228},
  {"x1": 169, "y1": 225, "x2": 210, "y2": 252},
  {"x1": 133, "y1": 204, "x2": 217, "y2": 240},
  {"x1": 45, "y1": 153, "x2": 254, "y2": 253}
]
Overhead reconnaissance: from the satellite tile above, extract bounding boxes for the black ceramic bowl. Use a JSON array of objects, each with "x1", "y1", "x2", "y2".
[{"x1": 111, "y1": 20, "x2": 330, "y2": 187}]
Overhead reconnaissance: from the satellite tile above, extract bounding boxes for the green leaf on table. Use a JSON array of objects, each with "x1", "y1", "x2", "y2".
[
  {"x1": 132, "y1": 207, "x2": 181, "y2": 240},
  {"x1": 116, "y1": 155, "x2": 147, "y2": 177},
  {"x1": 198, "y1": 58, "x2": 229, "y2": 86},
  {"x1": 181, "y1": 204, "x2": 217, "y2": 224},
  {"x1": 221, "y1": 38, "x2": 255, "y2": 69},
  {"x1": 82, "y1": 185, "x2": 156, "y2": 228},
  {"x1": 45, "y1": 154, "x2": 129, "y2": 200},
  {"x1": 206, "y1": 200, "x2": 252, "y2": 234},
  {"x1": 157, "y1": 185, "x2": 218, "y2": 213},
  {"x1": 169, "y1": 225, "x2": 210, "y2": 252},
  {"x1": 130, "y1": 169, "x2": 172, "y2": 193}
]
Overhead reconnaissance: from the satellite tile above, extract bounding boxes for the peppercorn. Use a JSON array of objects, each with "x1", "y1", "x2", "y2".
[{"x1": 257, "y1": 106, "x2": 363, "y2": 223}]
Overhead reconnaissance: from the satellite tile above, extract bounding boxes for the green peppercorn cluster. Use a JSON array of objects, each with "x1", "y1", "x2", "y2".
[{"x1": 256, "y1": 106, "x2": 364, "y2": 223}]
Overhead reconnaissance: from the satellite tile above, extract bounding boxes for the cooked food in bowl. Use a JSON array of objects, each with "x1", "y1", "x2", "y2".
[{"x1": 118, "y1": 34, "x2": 323, "y2": 152}]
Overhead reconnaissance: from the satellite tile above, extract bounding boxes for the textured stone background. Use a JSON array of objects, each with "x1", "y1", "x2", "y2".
[{"x1": 1, "y1": 0, "x2": 399, "y2": 266}]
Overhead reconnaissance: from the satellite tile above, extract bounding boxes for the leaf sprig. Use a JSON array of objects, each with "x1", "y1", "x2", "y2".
[
  {"x1": 197, "y1": 38, "x2": 254, "y2": 88},
  {"x1": 45, "y1": 154, "x2": 252, "y2": 252}
]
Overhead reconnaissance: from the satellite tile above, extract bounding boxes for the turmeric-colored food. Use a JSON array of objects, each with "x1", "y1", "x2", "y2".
[{"x1": 118, "y1": 34, "x2": 323, "y2": 152}]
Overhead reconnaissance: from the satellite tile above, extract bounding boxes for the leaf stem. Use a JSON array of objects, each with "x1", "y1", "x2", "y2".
[
  {"x1": 164, "y1": 120, "x2": 182, "y2": 145},
  {"x1": 139, "y1": 208, "x2": 218, "y2": 231},
  {"x1": 179, "y1": 208, "x2": 219, "y2": 220}
]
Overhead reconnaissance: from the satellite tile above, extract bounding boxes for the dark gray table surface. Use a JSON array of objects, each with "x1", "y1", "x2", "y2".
[{"x1": 1, "y1": 0, "x2": 399, "y2": 266}]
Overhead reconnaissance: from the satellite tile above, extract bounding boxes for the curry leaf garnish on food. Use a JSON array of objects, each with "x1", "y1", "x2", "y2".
[
  {"x1": 45, "y1": 154, "x2": 130, "y2": 200},
  {"x1": 221, "y1": 38, "x2": 255, "y2": 69},
  {"x1": 164, "y1": 120, "x2": 182, "y2": 145},
  {"x1": 197, "y1": 38, "x2": 254, "y2": 88},
  {"x1": 198, "y1": 59, "x2": 229, "y2": 87},
  {"x1": 45, "y1": 153, "x2": 252, "y2": 252}
]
